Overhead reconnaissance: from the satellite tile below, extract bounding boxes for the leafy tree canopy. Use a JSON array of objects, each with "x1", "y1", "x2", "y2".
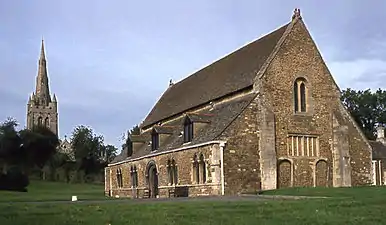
[
  {"x1": 70, "y1": 125, "x2": 117, "y2": 174},
  {"x1": 341, "y1": 88, "x2": 386, "y2": 140}
]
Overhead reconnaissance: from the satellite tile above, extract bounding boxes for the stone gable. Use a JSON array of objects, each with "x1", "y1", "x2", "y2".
[{"x1": 105, "y1": 10, "x2": 374, "y2": 199}]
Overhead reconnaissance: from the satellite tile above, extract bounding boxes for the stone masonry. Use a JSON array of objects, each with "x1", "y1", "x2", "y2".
[
  {"x1": 106, "y1": 9, "x2": 373, "y2": 199},
  {"x1": 27, "y1": 40, "x2": 58, "y2": 135}
]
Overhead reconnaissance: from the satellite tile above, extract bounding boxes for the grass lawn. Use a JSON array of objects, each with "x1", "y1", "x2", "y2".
[
  {"x1": 0, "y1": 180, "x2": 106, "y2": 202},
  {"x1": 2, "y1": 183, "x2": 386, "y2": 224},
  {"x1": 262, "y1": 185, "x2": 386, "y2": 198}
]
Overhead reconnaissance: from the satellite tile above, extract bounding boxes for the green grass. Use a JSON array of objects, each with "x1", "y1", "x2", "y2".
[
  {"x1": 262, "y1": 185, "x2": 386, "y2": 198},
  {"x1": 2, "y1": 183, "x2": 386, "y2": 224},
  {"x1": 0, "y1": 180, "x2": 106, "y2": 202}
]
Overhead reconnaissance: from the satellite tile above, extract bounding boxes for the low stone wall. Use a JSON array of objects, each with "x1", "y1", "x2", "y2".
[{"x1": 107, "y1": 183, "x2": 221, "y2": 199}]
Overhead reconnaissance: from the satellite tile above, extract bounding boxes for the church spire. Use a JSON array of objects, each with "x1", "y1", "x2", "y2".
[
  {"x1": 35, "y1": 39, "x2": 51, "y2": 105},
  {"x1": 40, "y1": 38, "x2": 46, "y2": 60}
]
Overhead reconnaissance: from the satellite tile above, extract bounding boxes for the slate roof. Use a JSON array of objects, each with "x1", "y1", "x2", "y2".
[
  {"x1": 111, "y1": 93, "x2": 256, "y2": 163},
  {"x1": 369, "y1": 141, "x2": 386, "y2": 159},
  {"x1": 141, "y1": 23, "x2": 289, "y2": 128}
]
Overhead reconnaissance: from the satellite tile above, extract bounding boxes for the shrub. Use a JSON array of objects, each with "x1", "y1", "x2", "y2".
[{"x1": 0, "y1": 167, "x2": 29, "y2": 192}]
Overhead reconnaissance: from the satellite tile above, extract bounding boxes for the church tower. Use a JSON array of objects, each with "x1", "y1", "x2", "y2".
[{"x1": 26, "y1": 40, "x2": 58, "y2": 135}]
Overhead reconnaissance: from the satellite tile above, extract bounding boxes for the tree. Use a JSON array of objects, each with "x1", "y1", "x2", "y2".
[
  {"x1": 70, "y1": 125, "x2": 116, "y2": 177},
  {"x1": 341, "y1": 88, "x2": 386, "y2": 140},
  {"x1": 45, "y1": 152, "x2": 70, "y2": 180},
  {"x1": 0, "y1": 118, "x2": 23, "y2": 172},
  {"x1": 101, "y1": 144, "x2": 117, "y2": 164},
  {"x1": 0, "y1": 118, "x2": 58, "y2": 190},
  {"x1": 19, "y1": 125, "x2": 60, "y2": 169},
  {"x1": 71, "y1": 126, "x2": 106, "y2": 159}
]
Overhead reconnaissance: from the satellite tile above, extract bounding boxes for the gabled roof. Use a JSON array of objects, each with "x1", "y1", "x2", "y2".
[
  {"x1": 141, "y1": 23, "x2": 289, "y2": 128},
  {"x1": 111, "y1": 93, "x2": 256, "y2": 163}
]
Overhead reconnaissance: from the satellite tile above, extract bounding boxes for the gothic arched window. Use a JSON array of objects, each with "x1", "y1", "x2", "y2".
[
  {"x1": 38, "y1": 117, "x2": 43, "y2": 127},
  {"x1": 294, "y1": 78, "x2": 308, "y2": 113},
  {"x1": 44, "y1": 117, "x2": 49, "y2": 128},
  {"x1": 192, "y1": 154, "x2": 199, "y2": 183},
  {"x1": 199, "y1": 154, "x2": 206, "y2": 184},
  {"x1": 151, "y1": 129, "x2": 159, "y2": 151},
  {"x1": 130, "y1": 166, "x2": 138, "y2": 188},
  {"x1": 167, "y1": 159, "x2": 178, "y2": 185},
  {"x1": 184, "y1": 117, "x2": 193, "y2": 143}
]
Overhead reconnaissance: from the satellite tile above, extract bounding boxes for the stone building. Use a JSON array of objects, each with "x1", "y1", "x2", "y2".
[
  {"x1": 369, "y1": 126, "x2": 386, "y2": 186},
  {"x1": 26, "y1": 40, "x2": 74, "y2": 157},
  {"x1": 27, "y1": 40, "x2": 58, "y2": 135},
  {"x1": 105, "y1": 9, "x2": 373, "y2": 198},
  {"x1": 59, "y1": 136, "x2": 75, "y2": 161}
]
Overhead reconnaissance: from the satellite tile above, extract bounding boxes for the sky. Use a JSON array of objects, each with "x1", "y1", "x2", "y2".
[{"x1": 0, "y1": 0, "x2": 385, "y2": 149}]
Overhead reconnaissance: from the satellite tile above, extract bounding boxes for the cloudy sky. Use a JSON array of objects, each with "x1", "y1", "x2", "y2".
[{"x1": 0, "y1": 0, "x2": 385, "y2": 148}]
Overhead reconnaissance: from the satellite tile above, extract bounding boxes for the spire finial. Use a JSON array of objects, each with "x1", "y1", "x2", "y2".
[
  {"x1": 292, "y1": 8, "x2": 302, "y2": 20},
  {"x1": 35, "y1": 39, "x2": 51, "y2": 105},
  {"x1": 40, "y1": 38, "x2": 46, "y2": 60}
]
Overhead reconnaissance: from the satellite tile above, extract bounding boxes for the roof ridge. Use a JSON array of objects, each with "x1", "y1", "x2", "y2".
[
  {"x1": 253, "y1": 21, "x2": 294, "y2": 83},
  {"x1": 141, "y1": 21, "x2": 290, "y2": 128},
  {"x1": 169, "y1": 23, "x2": 294, "y2": 88}
]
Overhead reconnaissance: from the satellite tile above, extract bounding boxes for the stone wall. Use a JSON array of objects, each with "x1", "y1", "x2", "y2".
[
  {"x1": 254, "y1": 18, "x2": 371, "y2": 188},
  {"x1": 218, "y1": 97, "x2": 261, "y2": 195},
  {"x1": 27, "y1": 101, "x2": 58, "y2": 135},
  {"x1": 107, "y1": 143, "x2": 222, "y2": 198},
  {"x1": 106, "y1": 17, "x2": 373, "y2": 196}
]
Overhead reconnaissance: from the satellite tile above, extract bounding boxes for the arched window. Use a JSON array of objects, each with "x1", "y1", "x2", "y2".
[
  {"x1": 167, "y1": 159, "x2": 178, "y2": 185},
  {"x1": 116, "y1": 169, "x2": 123, "y2": 188},
  {"x1": 130, "y1": 166, "x2": 138, "y2": 188},
  {"x1": 38, "y1": 117, "x2": 43, "y2": 127},
  {"x1": 300, "y1": 83, "x2": 306, "y2": 112},
  {"x1": 192, "y1": 154, "x2": 199, "y2": 183},
  {"x1": 134, "y1": 166, "x2": 138, "y2": 187},
  {"x1": 294, "y1": 78, "x2": 307, "y2": 113},
  {"x1": 116, "y1": 169, "x2": 119, "y2": 187},
  {"x1": 120, "y1": 168, "x2": 124, "y2": 188},
  {"x1": 184, "y1": 117, "x2": 193, "y2": 143},
  {"x1": 172, "y1": 159, "x2": 178, "y2": 185},
  {"x1": 44, "y1": 117, "x2": 50, "y2": 128},
  {"x1": 199, "y1": 154, "x2": 206, "y2": 184},
  {"x1": 167, "y1": 159, "x2": 173, "y2": 185},
  {"x1": 151, "y1": 129, "x2": 159, "y2": 151}
]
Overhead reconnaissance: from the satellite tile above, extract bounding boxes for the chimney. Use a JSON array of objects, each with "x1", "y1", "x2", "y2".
[{"x1": 376, "y1": 125, "x2": 386, "y2": 145}]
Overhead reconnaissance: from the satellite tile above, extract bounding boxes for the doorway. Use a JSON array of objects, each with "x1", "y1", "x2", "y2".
[{"x1": 147, "y1": 162, "x2": 159, "y2": 198}]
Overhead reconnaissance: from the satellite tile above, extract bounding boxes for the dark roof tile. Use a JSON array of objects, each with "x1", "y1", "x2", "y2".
[
  {"x1": 141, "y1": 23, "x2": 289, "y2": 128},
  {"x1": 118, "y1": 93, "x2": 256, "y2": 162}
]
